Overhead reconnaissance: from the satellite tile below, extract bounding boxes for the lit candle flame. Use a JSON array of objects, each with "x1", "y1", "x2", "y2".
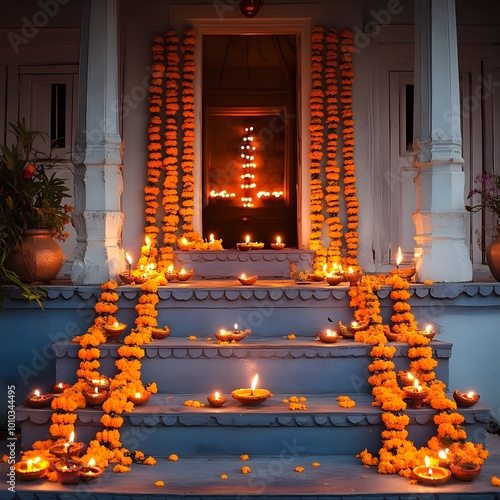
[
  {"x1": 467, "y1": 391, "x2": 475, "y2": 398},
  {"x1": 240, "y1": 273, "x2": 247, "y2": 279},
  {"x1": 326, "y1": 329, "x2": 336, "y2": 337},
  {"x1": 135, "y1": 392, "x2": 141, "y2": 398},
  {"x1": 351, "y1": 321, "x2": 358, "y2": 328},
  {"x1": 94, "y1": 387, "x2": 99, "y2": 394},
  {"x1": 424, "y1": 456, "x2": 432, "y2": 476},
  {"x1": 425, "y1": 324, "x2": 432, "y2": 333},
  {"x1": 167, "y1": 264, "x2": 174, "y2": 273},
  {"x1": 58, "y1": 382, "x2": 63, "y2": 388},
  {"x1": 27, "y1": 459, "x2": 33, "y2": 470},
  {"x1": 209, "y1": 233, "x2": 215, "y2": 242},
  {"x1": 251, "y1": 374, "x2": 259, "y2": 393},
  {"x1": 180, "y1": 268, "x2": 186, "y2": 275},
  {"x1": 234, "y1": 324, "x2": 238, "y2": 330},
  {"x1": 125, "y1": 252, "x2": 132, "y2": 265},
  {"x1": 88, "y1": 458, "x2": 96, "y2": 467},
  {"x1": 34, "y1": 457, "x2": 40, "y2": 464},
  {"x1": 277, "y1": 236, "x2": 281, "y2": 244},
  {"x1": 145, "y1": 236, "x2": 151, "y2": 247},
  {"x1": 396, "y1": 246, "x2": 403, "y2": 267},
  {"x1": 348, "y1": 266, "x2": 354, "y2": 274},
  {"x1": 182, "y1": 237, "x2": 188, "y2": 245},
  {"x1": 245, "y1": 235, "x2": 250, "y2": 244},
  {"x1": 407, "y1": 372, "x2": 414, "y2": 381},
  {"x1": 113, "y1": 321, "x2": 119, "y2": 328},
  {"x1": 438, "y1": 449, "x2": 449, "y2": 460},
  {"x1": 214, "y1": 391, "x2": 220, "y2": 400},
  {"x1": 69, "y1": 431, "x2": 74, "y2": 444},
  {"x1": 34, "y1": 389, "x2": 40, "y2": 397}
]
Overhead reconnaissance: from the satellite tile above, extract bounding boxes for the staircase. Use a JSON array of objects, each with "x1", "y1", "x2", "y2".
[{"x1": 9, "y1": 251, "x2": 499, "y2": 499}]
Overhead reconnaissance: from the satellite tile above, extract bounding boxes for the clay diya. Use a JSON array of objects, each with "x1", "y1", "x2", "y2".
[
  {"x1": 119, "y1": 272, "x2": 136, "y2": 285},
  {"x1": 398, "y1": 371, "x2": 416, "y2": 387},
  {"x1": 128, "y1": 390, "x2": 151, "y2": 406},
  {"x1": 238, "y1": 274, "x2": 258, "y2": 285},
  {"x1": 325, "y1": 274, "x2": 344, "y2": 286},
  {"x1": 345, "y1": 268, "x2": 361, "y2": 285},
  {"x1": 164, "y1": 265, "x2": 177, "y2": 282},
  {"x1": 413, "y1": 456, "x2": 451, "y2": 485},
  {"x1": 418, "y1": 324, "x2": 437, "y2": 340},
  {"x1": 104, "y1": 321, "x2": 127, "y2": 343},
  {"x1": 207, "y1": 391, "x2": 227, "y2": 407},
  {"x1": 151, "y1": 326, "x2": 171, "y2": 339},
  {"x1": 80, "y1": 458, "x2": 104, "y2": 481},
  {"x1": 84, "y1": 387, "x2": 108, "y2": 407},
  {"x1": 271, "y1": 237, "x2": 285, "y2": 250},
  {"x1": 14, "y1": 457, "x2": 50, "y2": 481},
  {"x1": 231, "y1": 374, "x2": 272, "y2": 406},
  {"x1": 453, "y1": 390, "x2": 480, "y2": 408},
  {"x1": 50, "y1": 432, "x2": 86, "y2": 459},
  {"x1": 249, "y1": 242, "x2": 264, "y2": 249},
  {"x1": 237, "y1": 236, "x2": 252, "y2": 251},
  {"x1": 403, "y1": 379, "x2": 428, "y2": 408},
  {"x1": 90, "y1": 377, "x2": 110, "y2": 391},
  {"x1": 215, "y1": 325, "x2": 251, "y2": 342},
  {"x1": 54, "y1": 459, "x2": 83, "y2": 485},
  {"x1": 176, "y1": 268, "x2": 194, "y2": 281},
  {"x1": 50, "y1": 382, "x2": 71, "y2": 394},
  {"x1": 317, "y1": 329, "x2": 340, "y2": 344},
  {"x1": 449, "y1": 462, "x2": 482, "y2": 481},
  {"x1": 24, "y1": 390, "x2": 54, "y2": 408},
  {"x1": 336, "y1": 320, "x2": 355, "y2": 339}
]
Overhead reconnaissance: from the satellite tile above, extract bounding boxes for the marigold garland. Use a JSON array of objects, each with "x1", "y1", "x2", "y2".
[
  {"x1": 340, "y1": 29, "x2": 359, "y2": 268},
  {"x1": 309, "y1": 26, "x2": 327, "y2": 270},
  {"x1": 324, "y1": 28, "x2": 343, "y2": 265}
]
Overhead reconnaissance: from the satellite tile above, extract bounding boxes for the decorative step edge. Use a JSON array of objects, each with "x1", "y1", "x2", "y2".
[
  {"x1": 16, "y1": 393, "x2": 490, "y2": 428},
  {"x1": 7, "y1": 452, "x2": 500, "y2": 499},
  {"x1": 53, "y1": 339, "x2": 453, "y2": 361},
  {"x1": 174, "y1": 249, "x2": 316, "y2": 279}
]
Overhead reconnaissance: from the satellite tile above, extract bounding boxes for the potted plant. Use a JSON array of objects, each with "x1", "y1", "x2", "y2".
[
  {"x1": 0, "y1": 120, "x2": 73, "y2": 293},
  {"x1": 465, "y1": 171, "x2": 500, "y2": 280}
]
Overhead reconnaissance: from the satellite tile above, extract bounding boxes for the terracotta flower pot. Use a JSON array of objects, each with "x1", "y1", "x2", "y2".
[
  {"x1": 6, "y1": 229, "x2": 63, "y2": 283},
  {"x1": 486, "y1": 224, "x2": 500, "y2": 281}
]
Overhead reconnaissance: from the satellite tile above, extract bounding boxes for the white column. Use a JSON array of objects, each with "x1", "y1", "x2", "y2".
[
  {"x1": 72, "y1": 0, "x2": 125, "y2": 285},
  {"x1": 412, "y1": 0, "x2": 472, "y2": 282}
]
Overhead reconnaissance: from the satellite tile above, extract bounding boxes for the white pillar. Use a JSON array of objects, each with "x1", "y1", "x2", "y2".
[
  {"x1": 72, "y1": 0, "x2": 125, "y2": 285},
  {"x1": 412, "y1": 0, "x2": 472, "y2": 282}
]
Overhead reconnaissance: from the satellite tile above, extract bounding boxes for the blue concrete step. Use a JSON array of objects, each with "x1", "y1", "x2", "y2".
[
  {"x1": 16, "y1": 393, "x2": 490, "y2": 457},
  {"x1": 53, "y1": 339, "x2": 452, "y2": 395},
  {"x1": 4, "y1": 438, "x2": 500, "y2": 500}
]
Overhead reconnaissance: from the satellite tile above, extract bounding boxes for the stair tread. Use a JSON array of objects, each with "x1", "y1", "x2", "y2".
[
  {"x1": 16, "y1": 393, "x2": 490, "y2": 423},
  {"x1": 4, "y1": 451, "x2": 500, "y2": 499}
]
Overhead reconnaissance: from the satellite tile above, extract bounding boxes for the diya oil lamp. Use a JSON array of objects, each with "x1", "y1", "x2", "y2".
[
  {"x1": 84, "y1": 386, "x2": 108, "y2": 407},
  {"x1": 403, "y1": 378, "x2": 428, "y2": 408},
  {"x1": 104, "y1": 321, "x2": 127, "y2": 343},
  {"x1": 24, "y1": 389, "x2": 54, "y2": 408},
  {"x1": 413, "y1": 456, "x2": 451, "y2": 485},
  {"x1": 54, "y1": 459, "x2": 83, "y2": 485},
  {"x1": 418, "y1": 324, "x2": 436, "y2": 340},
  {"x1": 238, "y1": 273, "x2": 258, "y2": 285},
  {"x1": 231, "y1": 374, "x2": 272, "y2": 406},
  {"x1": 237, "y1": 235, "x2": 252, "y2": 251},
  {"x1": 165, "y1": 264, "x2": 177, "y2": 281},
  {"x1": 80, "y1": 458, "x2": 104, "y2": 481},
  {"x1": 326, "y1": 273, "x2": 344, "y2": 286},
  {"x1": 151, "y1": 325, "x2": 171, "y2": 339},
  {"x1": 128, "y1": 390, "x2": 151, "y2": 405},
  {"x1": 119, "y1": 252, "x2": 135, "y2": 284},
  {"x1": 50, "y1": 431, "x2": 86, "y2": 460},
  {"x1": 271, "y1": 236, "x2": 285, "y2": 250},
  {"x1": 215, "y1": 324, "x2": 251, "y2": 342},
  {"x1": 207, "y1": 391, "x2": 227, "y2": 407},
  {"x1": 50, "y1": 382, "x2": 71, "y2": 394},
  {"x1": 336, "y1": 320, "x2": 355, "y2": 339},
  {"x1": 141, "y1": 236, "x2": 152, "y2": 257},
  {"x1": 178, "y1": 237, "x2": 195, "y2": 251},
  {"x1": 318, "y1": 329, "x2": 340, "y2": 344},
  {"x1": 453, "y1": 389, "x2": 480, "y2": 408},
  {"x1": 176, "y1": 268, "x2": 194, "y2": 281},
  {"x1": 14, "y1": 456, "x2": 50, "y2": 481},
  {"x1": 346, "y1": 267, "x2": 361, "y2": 286},
  {"x1": 91, "y1": 377, "x2": 110, "y2": 391},
  {"x1": 398, "y1": 371, "x2": 416, "y2": 387}
]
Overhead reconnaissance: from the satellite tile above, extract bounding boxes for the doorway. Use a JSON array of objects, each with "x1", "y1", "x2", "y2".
[{"x1": 202, "y1": 34, "x2": 298, "y2": 248}]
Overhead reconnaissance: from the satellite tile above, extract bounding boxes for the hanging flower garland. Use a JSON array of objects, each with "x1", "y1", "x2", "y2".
[
  {"x1": 324, "y1": 27, "x2": 343, "y2": 265},
  {"x1": 142, "y1": 35, "x2": 165, "y2": 269},
  {"x1": 386, "y1": 274, "x2": 418, "y2": 340},
  {"x1": 179, "y1": 28, "x2": 199, "y2": 243},
  {"x1": 159, "y1": 30, "x2": 181, "y2": 269},
  {"x1": 309, "y1": 26, "x2": 327, "y2": 271},
  {"x1": 340, "y1": 29, "x2": 359, "y2": 269}
]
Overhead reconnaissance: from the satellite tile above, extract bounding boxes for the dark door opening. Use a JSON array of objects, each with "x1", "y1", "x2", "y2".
[{"x1": 202, "y1": 34, "x2": 298, "y2": 249}]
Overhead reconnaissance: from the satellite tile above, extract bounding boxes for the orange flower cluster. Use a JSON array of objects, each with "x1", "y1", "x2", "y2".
[
  {"x1": 340, "y1": 30, "x2": 359, "y2": 267},
  {"x1": 143, "y1": 35, "x2": 165, "y2": 268},
  {"x1": 324, "y1": 28, "x2": 343, "y2": 263},
  {"x1": 386, "y1": 274, "x2": 418, "y2": 339},
  {"x1": 179, "y1": 28, "x2": 197, "y2": 242},
  {"x1": 160, "y1": 30, "x2": 181, "y2": 268},
  {"x1": 308, "y1": 26, "x2": 326, "y2": 270}
]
